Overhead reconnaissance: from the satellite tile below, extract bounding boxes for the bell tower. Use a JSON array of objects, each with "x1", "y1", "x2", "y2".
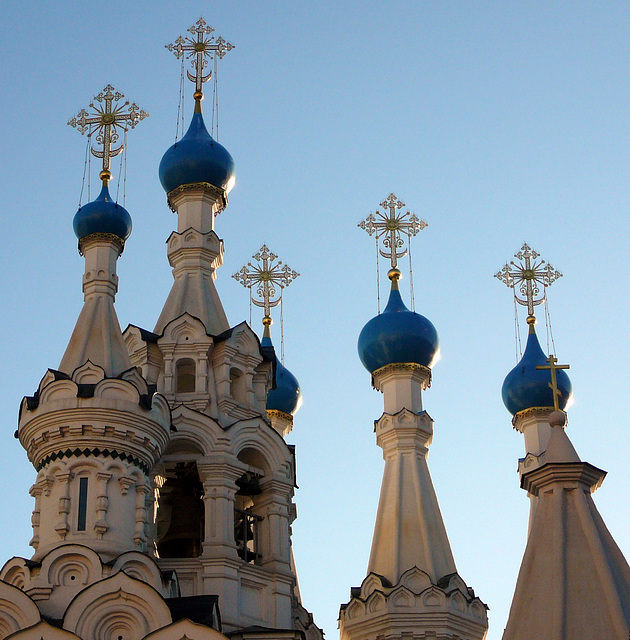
[{"x1": 122, "y1": 20, "x2": 321, "y2": 640}]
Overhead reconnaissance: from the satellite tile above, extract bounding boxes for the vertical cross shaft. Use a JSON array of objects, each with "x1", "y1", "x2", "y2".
[{"x1": 536, "y1": 356, "x2": 570, "y2": 412}]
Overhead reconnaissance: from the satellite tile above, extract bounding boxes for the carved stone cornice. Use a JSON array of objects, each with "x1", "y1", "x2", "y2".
[
  {"x1": 521, "y1": 461, "x2": 607, "y2": 496},
  {"x1": 78, "y1": 232, "x2": 125, "y2": 256},
  {"x1": 512, "y1": 406, "x2": 554, "y2": 429},
  {"x1": 372, "y1": 362, "x2": 432, "y2": 391},
  {"x1": 166, "y1": 181, "x2": 227, "y2": 213}
]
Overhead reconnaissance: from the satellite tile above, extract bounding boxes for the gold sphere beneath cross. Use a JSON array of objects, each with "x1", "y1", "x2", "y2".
[
  {"x1": 194, "y1": 91, "x2": 204, "y2": 101},
  {"x1": 99, "y1": 169, "x2": 112, "y2": 183},
  {"x1": 263, "y1": 316, "x2": 273, "y2": 326},
  {"x1": 388, "y1": 268, "x2": 402, "y2": 281}
]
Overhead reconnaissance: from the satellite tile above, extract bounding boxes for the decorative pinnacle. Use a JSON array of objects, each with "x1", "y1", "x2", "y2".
[
  {"x1": 232, "y1": 245, "x2": 299, "y2": 321},
  {"x1": 495, "y1": 242, "x2": 562, "y2": 321},
  {"x1": 166, "y1": 17, "x2": 234, "y2": 99},
  {"x1": 536, "y1": 355, "x2": 570, "y2": 412},
  {"x1": 68, "y1": 85, "x2": 148, "y2": 186},
  {"x1": 358, "y1": 193, "x2": 427, "y2": 270}
]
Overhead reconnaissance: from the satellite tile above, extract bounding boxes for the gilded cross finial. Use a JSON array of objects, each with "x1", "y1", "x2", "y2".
[
  {"x1": 232, "y1": 245, "x2": 299, "y2": 327},
  {"x1": 166, "y1": 18, "x2": 234, "y2": 101},
  {"x1": 358, "y1": 193, "x2": 427, "y2": 272},
  {"x1": 495, "y1": 243, "x2": 562, "y2": 322},
  {"x1": 536, "y1": 355, "x2": 570, "y2": 412},
  {"x1": 68, "y1": 85, "x2": 148, "y2": 185}
]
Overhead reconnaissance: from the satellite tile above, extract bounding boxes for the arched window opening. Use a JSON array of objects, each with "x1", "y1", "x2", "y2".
[
  {"x1": 156, "y1": 461, "x2": 204, "y2": 558},
  {"x1": 176, "y1": 359, "x2": 196, "y2": 393},
  {"x1": 230, "y1": 368, "x2": 246, "y2": 403},
  {"x1": 77, "y1": 477, "x2": 89, "y2": 532},
  {"x1": 234, "y1": 448, "x2": 267, "y2": 564}
]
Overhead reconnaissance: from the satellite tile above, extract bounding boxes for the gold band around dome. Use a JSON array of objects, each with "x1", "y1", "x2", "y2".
[
  {"x1": 371, "y1": 362, "x2": 432, "y2": 390},
  {"x1": 166, "y1": 181, "x2": 227, "y2": 214},
  {"x1": 267, "y1": 409, "x2": 294, "y2": 423},
  {"x1": 78, "y1": 232, "x2": 125, "y2": 256}
]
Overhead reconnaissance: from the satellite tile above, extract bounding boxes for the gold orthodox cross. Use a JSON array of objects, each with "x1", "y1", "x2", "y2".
[
  {"x1": 495, "y1": 243, "x2": 562, "y2": 321},
  {"x1": 166, "y1": 18, "x2": 234, "y2": 98},
  {"x1": 536, "y1": 355, "x2": 570, "y2": 411},
  {"x1": 68, "y1": 85, "x2": 148, "y2": 185},
  {"x1": 233, "y1": 245, "x2": 299, "y2": 321},
  {"x1": 358, "y1": 193, "x2": 427, "y2": 269}
]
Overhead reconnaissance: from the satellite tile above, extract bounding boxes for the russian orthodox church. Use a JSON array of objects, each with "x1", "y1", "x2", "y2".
[{"x1": 0, "y1": 18, "x2": 629, "y2": 640}]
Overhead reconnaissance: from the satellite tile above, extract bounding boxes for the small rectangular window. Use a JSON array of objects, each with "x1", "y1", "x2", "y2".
[{"x1": 77, "y1": 477, "x2": 88, "y2": 531}]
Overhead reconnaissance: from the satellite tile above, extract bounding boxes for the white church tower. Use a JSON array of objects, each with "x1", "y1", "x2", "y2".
[
  {"x1": 338, "y1": 195, "x2": 488, "y2": 640},
  {"x1": 0, "y1": 19, "x2": 321, "y2": 640},
  {"x1": 496, "y1": 244, "x2": 630, "y2": 640}
]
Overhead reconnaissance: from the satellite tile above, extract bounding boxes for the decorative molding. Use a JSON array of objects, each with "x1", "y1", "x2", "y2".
[
  {"x1": 166, "y1": 181, "x2": 227, "y2": 214},
  {"x1": 512, "y1": 406, "x2": 553, "y2": 426},
  {"x1": 78, "y1": 232, "x2": 125, "y2": 256},
  {"x1": 266, "y1": 409, "x2": 293, "y2": 423},
  {"x1": 36, "y1": 448, "x2": 150, "y2": 475},
  {"x1": 372, "y1": 362, "x2": 432, "y2": 389}
]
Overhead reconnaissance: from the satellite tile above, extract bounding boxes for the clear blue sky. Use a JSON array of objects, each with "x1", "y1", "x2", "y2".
[{"x1": 2, "y1": 3, "x2": 630, "y2": 639}]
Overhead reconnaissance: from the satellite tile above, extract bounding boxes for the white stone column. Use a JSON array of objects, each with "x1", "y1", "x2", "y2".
[
  {"x1": 197, "y1": 459, "x2": 242, "y2": 559},
  {"x1": 54, "y1": 472, "x2": 73, "y2": 540},
  {"x1": 94, "y1": 471, "x2": 112, "y2": 539}
]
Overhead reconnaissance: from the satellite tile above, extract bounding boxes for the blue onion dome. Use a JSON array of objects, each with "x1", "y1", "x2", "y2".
[
  {"x1": 262, "y1": 332, "x2": 303, "y2": 416},
  {"x1": 73, "y1": 183, "x2": 132, "y2": 242},
  {"x1": 159, "y1": 106, "x2": 235, "y2": 194},
  {"x1": 358, "y1": 275, "x2": 440, "y2": 374},
  {"x1": 502, "y1": 323, "x2": 572, "y2": 416}
]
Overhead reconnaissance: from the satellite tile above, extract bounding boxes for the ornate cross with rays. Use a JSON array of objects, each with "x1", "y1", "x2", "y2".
[
  {"x1": 232, "y1": 245, "x2": 299, "y2": 322},
  {"x1": 68, "y1": 85, "x2": 148, "y2": 185},
  {"x1": 495, "y1": 243, "x2": 562, "y2": 320},
  {"x1": 166, "y1": 18, "x2": 234, "y2": 98},
  {"x1": 536, "y1": 355, "x2": 570, "y2": 411},
  {"x1": 358, "y1": 193, "x2": 427, "y2": 270}
]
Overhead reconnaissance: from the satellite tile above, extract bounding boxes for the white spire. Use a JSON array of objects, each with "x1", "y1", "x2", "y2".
[
  {"x1": 154, "y1": 186, "x2": 230, "y2": 335},
  {"x1": 504, "y1": 422, "x2": 630, "y2": 640},
  {"x1": 367, "y1": 366, "x2": 456, "y2": 585},
  {"x1": 59, "y1": 235, "x2": 132, "y2": 377}
]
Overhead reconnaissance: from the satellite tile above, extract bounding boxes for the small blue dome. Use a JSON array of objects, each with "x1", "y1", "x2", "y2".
[
  {"x1": 357, "y1": 282, "x2": 440, "y2": 373},
  {"x1": 502, "y1": 326, "x2": 572, "y2": 416},
  {"x1": 73, "y1": 184, "x2": 132, "y2": 241},
  {"x1": 262, "y1": 335, "x2": 302, "y2": 416},
  {"x1": 159, "y1": 109, "x2": 235, "y2": 194}
]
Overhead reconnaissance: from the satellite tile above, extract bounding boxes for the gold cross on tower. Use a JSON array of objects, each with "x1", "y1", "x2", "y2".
[
  {"x1": 232, "y1": 245, "x2": 299, "y2": 326},
  {"x1": 358, "y1": 193, "x2": 427, "y2": 271},
  {"x1": 495, "y1": 243, "x2": 562, "y2": 323},
  {"x1": 536, "y1": 355, "x2": 570, "y2": 412},
  {"x1": 166, "y1": 17, "x2": 234, "y2": 100},
  {"x1": 68, "y1": 85, "x2": 148, "y2": 185}
]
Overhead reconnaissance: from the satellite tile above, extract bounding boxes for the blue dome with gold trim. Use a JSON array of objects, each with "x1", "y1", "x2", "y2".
[
  {"x1": 159, "y1": 109, "x2": 235, "y2": 194},
  {"x1": 358, "y1": 281, "x2": 440, "y2": 373},
  {"x1": 73, "y1": 183, "x2": 132, "y2": 241},
  {"x1": 262, "y1": 335, "x2": 302, "y2": 416},
  {"x1": 502, "y1": 325, "x2": 572, "y2": 416}
]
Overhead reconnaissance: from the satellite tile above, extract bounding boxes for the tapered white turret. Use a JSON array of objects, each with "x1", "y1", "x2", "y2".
[
  {"x1": 153, "y1": 177, "x2": 230, "y2": 335},
  {"x1": 367, "y1": 363, "x2": 456, "y2": 585},
  {"x1": 155, "y1": 90, "x2": 235, "y2": 335},
  {"x1": 497, "y1": 246, "x2": 630, "y2": 638},
  {"x1": 340, "y1": 197, "x2": 487, "y2": 640},
  {"x1": 60, "y1": 227, "x2": 132, "y2": 377},
  {"x1": 503, "y1": 412, "x2": 630, "y2": 640}
]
